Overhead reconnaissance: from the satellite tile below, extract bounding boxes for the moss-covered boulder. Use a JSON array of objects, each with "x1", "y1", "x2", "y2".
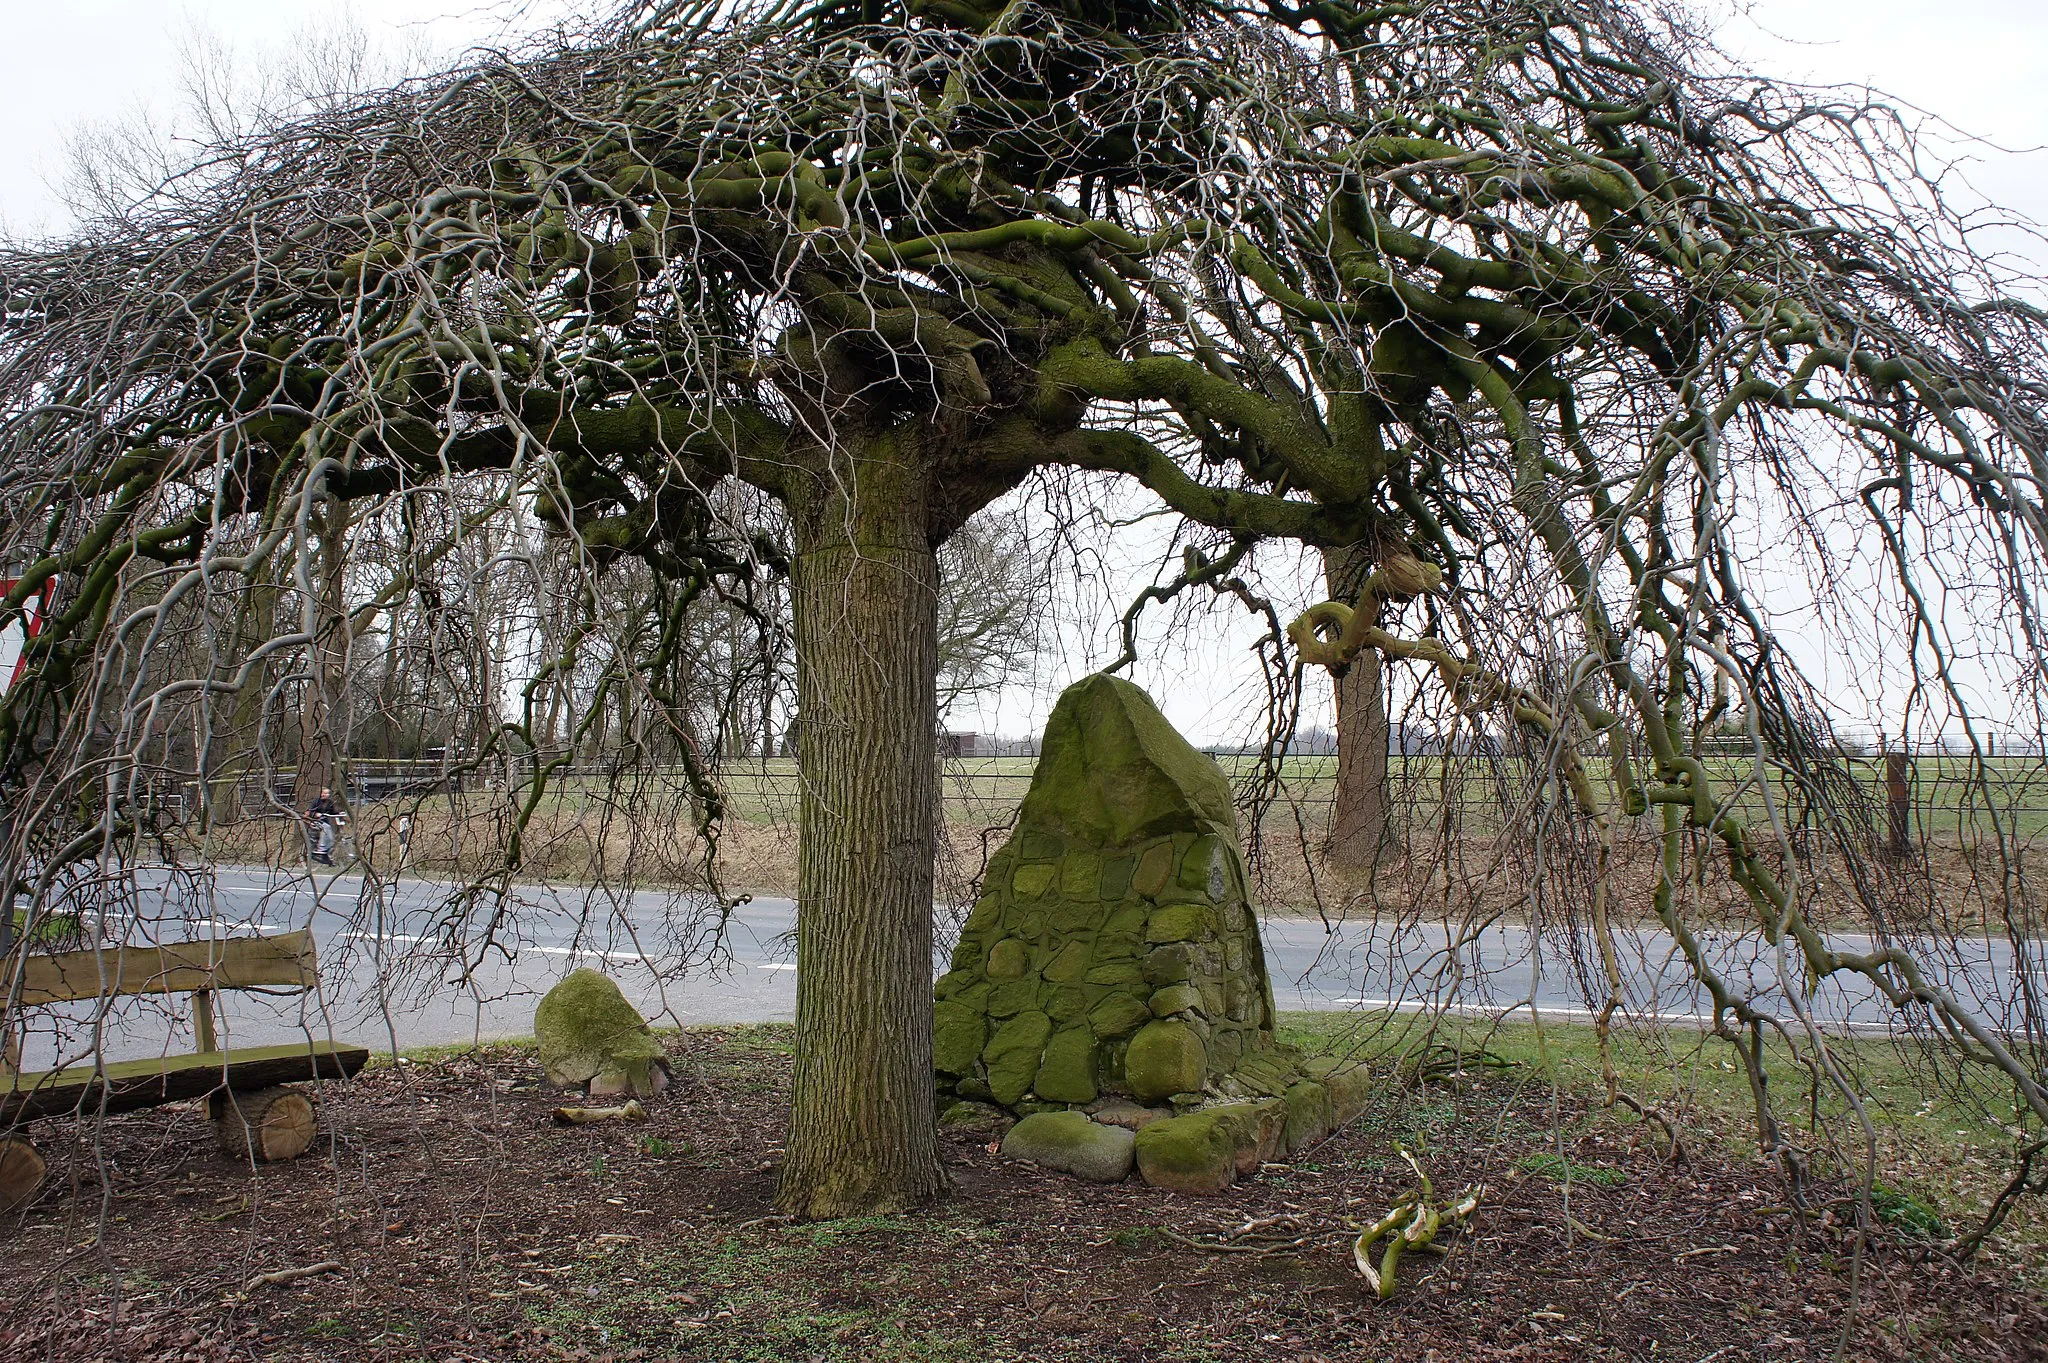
[
  {"x1": 1281, "y1": 1080, "x2": 1335, "y2": 1153},
  {"x1": 1035, "y1": 1027, "x2": 1100, "y2": 1104},
  {"x1": 1001, "y1": 1111, "x2": 1136, "y2": 1183},
  {"x1": 1304, "y1": 1057, "x2": 1374, "y2": 1126},
  {"x1": 933, "y1": 1000, "x2": 989, "y2": 1076},
  {"x1": 1125, "y1": 1020, "x2": 1206, "y2": 1103},
  {"x1": 939, "y1": 1101, "x2": 1015, "y2": 1135},
  {"x1": 534, "y1": 969, "x2": 669, "y2": 1098},
  {"x1": 1133, "y1": 1110, "x2": 1240, "y2": 1194},
  {"x1": 983, "y1": 1011, "x2": 1053, "y2": 1106}
]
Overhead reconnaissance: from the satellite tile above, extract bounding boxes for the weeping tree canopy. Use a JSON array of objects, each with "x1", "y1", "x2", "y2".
[{"x1": 2, "y1": 0, "x2": 2046, "y2": 1225}]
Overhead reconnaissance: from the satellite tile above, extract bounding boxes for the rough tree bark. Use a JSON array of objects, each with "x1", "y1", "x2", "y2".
[
  {"x1": 777, "y1": 437, "x2": 949, "y2": 1217},
  {"x1": 1322, "y1": 545, "x2": 1390, "y2": 875}
]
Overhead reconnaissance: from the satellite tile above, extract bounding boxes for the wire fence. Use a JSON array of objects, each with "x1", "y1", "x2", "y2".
[{"x1": 168, "y1": 749, "x2": 2048, "y2": 853}]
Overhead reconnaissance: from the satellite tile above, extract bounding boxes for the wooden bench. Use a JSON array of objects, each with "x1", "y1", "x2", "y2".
[{"x1": 0, "y1": 929, "x2": 370, "y2": 1209}]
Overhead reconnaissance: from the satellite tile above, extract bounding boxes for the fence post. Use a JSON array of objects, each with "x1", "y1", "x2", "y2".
[{"x1": 1884, "y1": 750, "x2": 1912, "y2": 858}]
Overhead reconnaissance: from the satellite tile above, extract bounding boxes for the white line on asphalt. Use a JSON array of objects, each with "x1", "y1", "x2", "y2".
[
  {"x1": 1325, "y1": 996, "x2": 1903, "y2": 1036},
  {"x1": 751, "y1": 962, "x2": 797, "y2": 972},
  {"x1": 209, "y1": 883, "x2": 365, "y2": 899},
  {"x1": 523, "y1": 945, "x2": 654, "y2": 964}
]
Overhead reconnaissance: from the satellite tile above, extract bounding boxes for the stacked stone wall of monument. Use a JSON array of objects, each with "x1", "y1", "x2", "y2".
[
  {"x1": 934, "y1": 826, "x2": 1293, "y2": 1112},
  {"x1": 931, "y1": 674, "x2": 1371, "y2": 1192}
]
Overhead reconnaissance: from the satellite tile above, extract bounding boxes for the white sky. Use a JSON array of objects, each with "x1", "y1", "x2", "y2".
[{"x1": 1, "y1": 1, "x2": 2044, "y2": 743}]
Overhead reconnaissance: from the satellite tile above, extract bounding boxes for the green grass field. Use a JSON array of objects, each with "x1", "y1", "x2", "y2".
[
  {"x1": 1273, "y1": 1007, "x2": 2039, "y2": 1251},
  {"x1": 460, "y1": 751, "x2": 2048, "y2": 843}
]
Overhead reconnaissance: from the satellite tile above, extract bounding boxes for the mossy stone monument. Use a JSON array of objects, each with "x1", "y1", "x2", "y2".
[{"x1": 936, "y1": 674, "x2": 1369, "y2": 1191}]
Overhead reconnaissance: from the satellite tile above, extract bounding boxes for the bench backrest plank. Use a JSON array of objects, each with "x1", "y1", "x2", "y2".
[{"x1": 5, "y1": 930, "x2": 319, "y2": 1007}]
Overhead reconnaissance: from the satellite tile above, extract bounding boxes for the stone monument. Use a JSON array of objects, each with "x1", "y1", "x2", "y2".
[{"x1": 934, "y1": 673, "x2": 1368, "y2": 1191}]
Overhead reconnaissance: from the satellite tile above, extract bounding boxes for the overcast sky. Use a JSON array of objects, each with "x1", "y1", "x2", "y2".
[
  {"x1": 5, "y1": 1, "x2": 2043, "y2": 235},
  {"x1": 1, "y1": 2, "x2": 2042, "y2": 743}
]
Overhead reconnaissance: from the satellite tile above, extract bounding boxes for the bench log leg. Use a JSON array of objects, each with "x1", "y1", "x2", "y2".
[
  {"x1": 0, "y1": 1134, "x2": 44, "y2": 1211},
  {"x1": 214, "y1": 1087, "x2": 317, "y2": 1163}
]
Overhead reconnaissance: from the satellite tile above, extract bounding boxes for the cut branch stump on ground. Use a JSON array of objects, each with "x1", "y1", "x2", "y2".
[{"x1": 214, "y1": 1087, "x2": 318, "y2": 1162}]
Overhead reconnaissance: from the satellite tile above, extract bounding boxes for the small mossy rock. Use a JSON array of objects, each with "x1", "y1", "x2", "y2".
[
  {"x1": 939, "y1": 1101, "x2": 1014, "y2": 1135},
  {"x1": 589, "y1": 1050, "x2": 670, "y2": 1099},
  {"x1": 1282, "y1": 1080, "x2": 1335, "y2": 1153},
  {"x1": 1002, "y1": 1112, "x2": 1135, "y2": 1183},
  {"x1": 1012, "y1": 863, "x2": 1055, "y2": 897},
  {"x1": 1142, "y1": 943, "x2": 1196, "y2": 986},
  {"x1": 1145, "y1": 902, "x2": 1210, "y2": 944},
  {"x1": 964, "y1": 896, "x2": 1002, "y2": 933},
  {"x1": 534, "y1": 969, "x2": 665, "y2": 1092},
  {"x1": 1134, "y1": 1111, "x2": 1238, "y2": 1194},
  {"x1": 1087, "y1": 991, "x2": 1154, "y2": 1039},
  {"x1": 1305, "y1": 1061, "x2": 1373, "y2": 1123},
  {"x1": 1208, "y1": 1100, "x2": 1287, "y2": 1175},
  {"x1": 987, "y1": 979, "x2": 1042, "y2": 1018},
  {"x1": 1035, "y1": 1027, "x2": 1099, "y2": 1104},
  {"x1": 1042, "y1": 940, "x2": 1092, "y2": 983},
  {"x1": 1020, "y1": 829, "x2": 1063, "y2": 859},
  {"x1": 1044, "y1": 986, "x2": 1090, "y2": 1024},
  {"x1": 1181, "y1": 836, "x2": 1229, "y2": 898},
  {"x1": 1125, "y1": 1019, "x2": 1206, "y2": 1103},
  {"x1": 1094, "y1": 933, "x2": 1142, "y2": 962},
  {"x1": 933, "y1": 1000, "x2": 989, "y2": 1076},
  {"x1": 1014, "y1": 674, "x2": 1236, "y2": 845},
  {"x1": 1132, "y1": 841, "x2": 1176, "y2": 897},
  {"x1": 986, "y1": 938, "x2": 1031, "y2": 978},
  {"x1": 1148, "y1": 984, "x2": 1201, "y2": 1017},
  {"x1": 983, "y1": 1011, "x2": 1054, "y2": 1106},
  {"x1": 1090, "y1": 1098, "x2": 1169, "y2": 1131},
  {"x1": 1104, "y1": 904, "x2": 1150, "y2": 936}
]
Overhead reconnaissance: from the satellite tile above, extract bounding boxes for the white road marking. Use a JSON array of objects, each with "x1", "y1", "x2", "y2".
[
  {"x1": 523, "y1": 945, "x2": 653, "y2": 965},
  {"x1": 1324, "y1": 996, "x2": 1906, "y2": 1036}
]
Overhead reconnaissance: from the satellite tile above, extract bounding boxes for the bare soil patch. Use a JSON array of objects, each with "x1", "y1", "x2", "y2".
[{"x1": 2, "y1": 1028, "x2": 2041, "y2": 1362}]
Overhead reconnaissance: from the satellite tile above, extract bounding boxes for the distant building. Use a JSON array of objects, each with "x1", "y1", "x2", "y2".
[{"x1": 939, "y1": 731, "x2": 982, "y2": 758}]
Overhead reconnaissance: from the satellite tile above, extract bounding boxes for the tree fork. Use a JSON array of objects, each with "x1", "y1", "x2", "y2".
[{"x1": 777, "y1": 440, "x2": 949, "y2": 1219}]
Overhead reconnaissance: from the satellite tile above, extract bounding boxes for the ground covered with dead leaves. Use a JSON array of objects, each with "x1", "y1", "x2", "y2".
[{"x1": 1, "y1": 1026, "x2": 2042, "y2": 1362}]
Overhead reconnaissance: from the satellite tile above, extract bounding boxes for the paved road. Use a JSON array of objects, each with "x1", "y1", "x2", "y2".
[{"x1": 14, "y1": 864, "x2": 2037, "y2": 1069}]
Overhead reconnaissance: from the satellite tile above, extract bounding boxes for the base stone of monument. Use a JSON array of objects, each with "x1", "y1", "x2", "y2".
[{"x1": 934, "y1": 673, "x2": 1370, "y2": 1192}]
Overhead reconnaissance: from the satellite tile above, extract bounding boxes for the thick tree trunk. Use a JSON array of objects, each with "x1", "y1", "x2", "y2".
[
  {"x1": 1323, "y1": 545, "x2": 1390, "y2": 875},
  {"x1": 776, "y1": 444, "x2": 949, "y2": 1218}
]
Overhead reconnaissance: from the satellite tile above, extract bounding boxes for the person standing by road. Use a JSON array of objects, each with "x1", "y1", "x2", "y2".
[{"x1": 306, "y1": 787, "x2": 340, "y2": 865}]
